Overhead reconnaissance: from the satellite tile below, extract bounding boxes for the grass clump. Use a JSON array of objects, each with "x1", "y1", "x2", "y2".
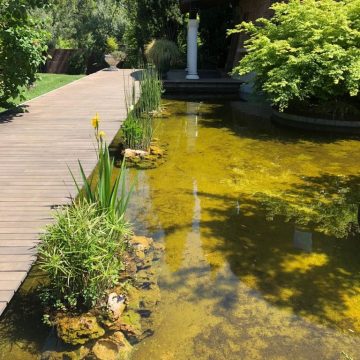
[
  {"x1": 38, "y1": 201, "x2": 132, "y2": 310},
  {"x1": 145, "y1": 39, "x2": 180, "y2": 77},
  {"x1": 122, "y1": 67, "x2": 163, "y2": 150}
]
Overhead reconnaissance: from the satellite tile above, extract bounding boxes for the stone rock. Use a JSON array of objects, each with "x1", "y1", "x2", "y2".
[
  {"x1": 110, "y1": 331, "x2": 133, "y2": 357},
  {"x1": 123, "y1": 149, "x2": 136, "y2": 159},
  {"x1": 140, "y1": 283, "x2": 161, "y2": 309},
  {"x1": 123, "y1": 149, "x2": 149, "y2": 159},
  {"x1": 107, "y1": 293, "x2": 126, "y2": 319},
  {"x1": 92, "y1": 334, "x2": 132, "y2": 360},
  {"x1": 135, "y1": 248, "x2": 146, "y2": 261},
  {"x1": 41, "y1": 346, "x2": 90, "y2": 360},
  {"x1": 92, "y1": 340, "x2": 118, "y2": 360},
  {"x1": 119, "y1": 310, "x2": 142, "y2": 339},
  {"x1": 125, "y1": 285, "x2": 141, "y2": 310},
  {"x1": 153, "y1": 242, "x2": 165, "y2": 252},
  {"x1": 130, "y1": 236, "x2": 153, "y2": 251},
  {"x1": 41, "y1": 352, "x2": 64, "y2": 360},
  {"x1": 56, "y1": 315, "x2": 105, "y2": 346},
  {"x1": 125, "y1": 257, "x2": 137, "y2": 275},
  {"x1": 149, "y1": 145, "x2": 164, "y2": 156}
]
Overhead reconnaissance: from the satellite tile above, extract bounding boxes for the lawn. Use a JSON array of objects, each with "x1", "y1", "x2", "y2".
[{"x1": 0, "y1": 73, "x2": 84, "y2": 113}]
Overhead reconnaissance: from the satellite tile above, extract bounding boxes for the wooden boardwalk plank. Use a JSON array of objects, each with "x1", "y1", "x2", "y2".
[
  {"x1": 0, "y1": 302, "x2": 6, "y2": 315},
  {"x1": 0, "y1": 69, "x2": 136, "y2": 317},
  {"x1": 0, "y1": 272, "x2": 27, "y2": 281},
  {"x1": 0, "y1": 291, "x2": 14, "y2": 302}
]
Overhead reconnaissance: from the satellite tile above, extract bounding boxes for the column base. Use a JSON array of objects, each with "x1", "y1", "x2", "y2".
[{"x1": 186, "y1": 74, "x2": 199, "y2": 80}]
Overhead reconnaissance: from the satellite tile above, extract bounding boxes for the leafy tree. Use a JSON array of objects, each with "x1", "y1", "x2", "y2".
[
  {"x1": 0, "y1": 0, "x2": 49, "y2": 105},
  {"x1": 32, "y1": 0, "x2": 126, "y2": 73},
  {"x1": 230, "y1": 0, "x2": 360, "y2": 112}
]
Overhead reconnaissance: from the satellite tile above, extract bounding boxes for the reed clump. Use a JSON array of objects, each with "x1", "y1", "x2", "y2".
[{"x1": 122, "y1": 67, "x2": 163, "y2": 150}]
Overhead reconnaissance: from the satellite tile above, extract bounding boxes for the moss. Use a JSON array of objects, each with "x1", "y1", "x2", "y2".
[{"x1": 56, "y1": 315, "x2": 105, "y2": 346}]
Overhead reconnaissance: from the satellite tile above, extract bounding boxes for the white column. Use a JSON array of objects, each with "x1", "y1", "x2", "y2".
[{"x1": 186, "y1": 19, "x2": 199, "y2": 80}]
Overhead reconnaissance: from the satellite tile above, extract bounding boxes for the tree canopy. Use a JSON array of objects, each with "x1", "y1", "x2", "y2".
[
  {"x1": 0, "y1": 0, "x2": 49, "y2": 105},
  {"x1": 230, "y1": 0, "x2": 360, "y2": 112}
]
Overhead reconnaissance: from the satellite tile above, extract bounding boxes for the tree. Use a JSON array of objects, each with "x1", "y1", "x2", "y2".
[
  {"x1": 35, "y1": 0, "x2": 127, "y2": 73},
  {"x1": 123, "y1": 0, "x2": 184, "y2": 65},
  {"x1": 230, "y1": 0, "x2": 360, "y2": 113},
  {"x1": 0, "y1": 0, "x2": 49, "y2": 105}
]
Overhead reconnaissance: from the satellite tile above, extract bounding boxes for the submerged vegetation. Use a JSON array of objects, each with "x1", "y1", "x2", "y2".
[{"x1": 122, "y1": 67, "x2": 163, "y2": 150}]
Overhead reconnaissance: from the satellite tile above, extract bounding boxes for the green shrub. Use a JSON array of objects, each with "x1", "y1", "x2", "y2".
[
  {"x1": 38, "y1": 201, "x2": 132, "y2": 310},
  {"x1": 110, "y1": 50, "x2": 127, "y2": 62},
  {"x1": 106, "y1": 36, "x2": 119, "y2": 53},
  {"x1": 0, "y1": 0, "x2": 49, "y2": 105},
  {"x1": 67, "y1": 50, "x2": 88, "y2": 75},
  {"x1": 145, "y1": 39, "x2": 180, "y2": 76},
  {"x1": 229, "y1": 0, "x2": 360, "y2": 111}
]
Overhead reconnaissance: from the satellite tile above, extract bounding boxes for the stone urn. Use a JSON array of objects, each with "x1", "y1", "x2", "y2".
[{"x1": 104, "y1": 54, "x2": 120, "y2": 71}]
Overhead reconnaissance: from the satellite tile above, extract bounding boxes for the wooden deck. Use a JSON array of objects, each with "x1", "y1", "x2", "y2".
[{"x1": 0, "y1": 69, "x2": 135, "y2": 317}]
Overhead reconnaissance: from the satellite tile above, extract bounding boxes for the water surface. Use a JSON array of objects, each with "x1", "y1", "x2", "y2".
[
  {"x1": 1, "y1": 99, "x2": 360, "y2": 359},
  {"x1": 128, "y1": 100, "x2": 360, "y2": 359}
]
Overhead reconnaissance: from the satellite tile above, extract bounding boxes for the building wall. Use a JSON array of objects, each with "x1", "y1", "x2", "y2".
[{"x1": 226, "y1": 0, "x2": 275, "y2": 71}]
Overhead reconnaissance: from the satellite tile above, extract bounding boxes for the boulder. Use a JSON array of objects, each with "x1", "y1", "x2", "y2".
[
  {"x1": 140, "y1": 283, "x2": 161, "y2": 309},
  {"x1": 125, "y1": 285, "x2": 141, "y2": 310},
  {"x1": 56, "y1": 315, "x2": 105, "y2": 345},
  {"x1": 107, "y1": 293, "x2": 126, "y2": 319},
  {"x1": 149, "y1": 145, "x2": 164, "y2": 156},
  {"x1": 130, "y1": 236, "x2": 153, "y2": 251},
  {"x1": 119, "y1": 310, "x2": 142, "y2": 339},
  {"x1": 92, "y1": 332, "x2": 132, "y2": 360}
]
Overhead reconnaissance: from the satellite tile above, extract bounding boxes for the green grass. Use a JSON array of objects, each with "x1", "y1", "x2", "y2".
[{"x1": 0, "y1": 73, "x2": 84, "y2": 113}]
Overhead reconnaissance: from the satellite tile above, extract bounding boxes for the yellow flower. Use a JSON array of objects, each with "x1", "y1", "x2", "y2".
[
  {"x1": 91, "y1": 113, "x2": 100, "y2": 129},
  {"x1": 98, "y1": 130, "x2": 106, "y2": 139}
]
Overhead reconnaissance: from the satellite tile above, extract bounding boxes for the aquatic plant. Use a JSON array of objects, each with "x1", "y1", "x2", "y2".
[
  {"x1": 145, "y1": 39, "x2": 181, "y2": 76},
  {"x1": 70, "y1": 114, "x2": 134, "y2": 221},
  {"x1": 38, "y1": 201, "x2": 132, "y2": 309},
  {"x1": 122, "y1": 67, "x2": 163, "y2": 150},
  {"x1": 138, "y1": 66, "x2": 163, "y2": 114}
]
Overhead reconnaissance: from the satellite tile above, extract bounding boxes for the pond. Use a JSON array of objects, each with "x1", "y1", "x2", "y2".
[
  {"x1": 128, "y1": 99, "x2": 360, "y2": 359},
  {"x1": 1, "y1": 98, "x2": 360, "y2": 359}
]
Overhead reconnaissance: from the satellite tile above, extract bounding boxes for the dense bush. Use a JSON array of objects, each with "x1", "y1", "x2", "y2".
[
  {"x1": 230, "y1": 0, "x2": 360, "y2": 112},
  {"x1": 0, "y1": 0, "x2": 49, "y2": 105},
  {"x1": 38, "y1": 201, "x2": 131, "y2": 310}
]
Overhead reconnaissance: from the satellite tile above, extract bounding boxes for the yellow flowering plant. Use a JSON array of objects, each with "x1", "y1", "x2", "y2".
[{"x1": 69, "y1": 114, "x2": 135, "y2": 221}]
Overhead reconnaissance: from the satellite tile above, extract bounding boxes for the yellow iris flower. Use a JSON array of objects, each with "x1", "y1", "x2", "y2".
[
  {"x1": 98, "y1": 130, "x2": 106, "y2": 139},
  {"x1": 91, "y1": 113, "x2": 100, "y2": 129}
]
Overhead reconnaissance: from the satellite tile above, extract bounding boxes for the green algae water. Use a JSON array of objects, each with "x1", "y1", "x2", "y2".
[
  {"x1": 1, "y1": 99, "x2": 360, "y2": 359},
  {"x1": 127, "y1": 100, "x2": 360, "y2": 359}
]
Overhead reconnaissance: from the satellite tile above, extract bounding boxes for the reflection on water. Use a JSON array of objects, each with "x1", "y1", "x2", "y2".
[
  {"x1": 293, "y1": 228, "x2": 313, "y2": 253},
  {"x1": 128, "y1": 100, "x2": 360, "y2": 359},
  {"x1": 1, "y1": 99, "x2": 360, "y2": 359}
]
